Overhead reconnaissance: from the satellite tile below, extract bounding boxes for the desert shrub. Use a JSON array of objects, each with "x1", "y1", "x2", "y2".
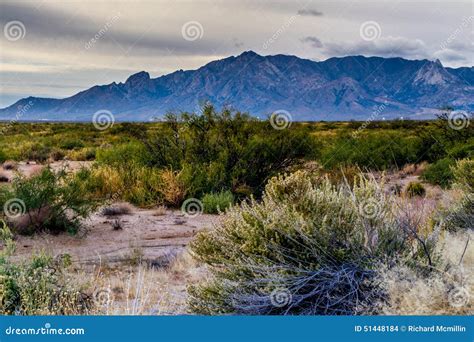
[
  {"x1": 452, "y1": 158, "x2": 473, "y2": 192},
  {"x1": 141, "y1": 105, "x2": 315, "y2": 197},
  {"x1": 321, "y1": 132, "x2": 419, "y2": 170},
  {"x1": 422, "y1": 158, "x2": 455, "y2": 188},
  {"x1": 156, "y1": 169, "x2": 187, "y2": 207},
  {"x1": 101, "y1": 203, "x2": 133, "y2": 216},
  {"x1": 49, "y1": 148, "x2": 65, "y2": 161},
  {"x1": 0, "y1": 150, "x2": 6, "y2": 163},
  {"x1": 60, "y1": 139, "x2": 84, "y2": 150},
  {"x1": 20, "y1": 143, "x2": 51, "y2": 163},
  {"x1": 441, "y1": 159, "x2": 473, "y2": 231},
  {"x1": 405, "y1": 182, "x2": 426, "y2": 197},
  {"x1": 189, "y1": 171, "x2": 436, "y2": 315},
  {"x1": 77, "y1": 165, "x2": 123, "y2": 200},
  {"x1": 202, "y1": 191, "x2": 234, "y2": 214},
  {"x1": 0, "y1": 168, "x2": 100, "y2": 235},
  {"x1": 71, "y1": 148, "x2": 96, "y2": 161},
  {"x1": 0, "y1": 222, "x2": 90, "y2": 315},
  {"x1": 80, "y1": 164, "x2": 164, "y2": 207},
  {"x1": 96, "y1": 141, "x2": 151, "y2": 167}
]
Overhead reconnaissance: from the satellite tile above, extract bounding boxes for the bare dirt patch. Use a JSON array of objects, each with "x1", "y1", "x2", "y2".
[{"x1": 13, "y1": 206, "x2": 219, "y2": 268}]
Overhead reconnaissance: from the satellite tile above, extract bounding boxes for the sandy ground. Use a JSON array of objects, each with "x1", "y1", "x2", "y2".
[
  {"x1": 1, "y1": 160, "x2": 92, "y2": 180},
  {"x1": 13, "y1": 207, "x2": 219, "y2": 267}
]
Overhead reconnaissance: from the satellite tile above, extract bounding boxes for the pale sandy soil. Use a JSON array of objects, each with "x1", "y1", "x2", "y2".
[
  {"x1": 1, "y1": 160, "x2": 93, "y2": 181},
  {"x1": 13, "y1": 207, "x2": 219, "y2": 267}
]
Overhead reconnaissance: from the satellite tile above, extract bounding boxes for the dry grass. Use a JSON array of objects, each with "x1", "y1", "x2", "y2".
[
  {"x1": 152, "y1": 205, "x2": 168, "y2": 216},
  {"x1": 90, "y1": 252, "x2": 203, "y2": 315},
  {"x1": 380, "y1": 230, "x2": 473, "y2": 315},
  {"x1": 157, "y1": 169, "x2": 187, "y2": 206}
]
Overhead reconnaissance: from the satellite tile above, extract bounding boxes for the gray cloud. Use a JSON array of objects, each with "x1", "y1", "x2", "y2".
[
  {"x1": 297, "y1": 9, "x2": 323, "y2": 17},
  {"x1": 0, "y1": 2, "x2": 220, "y2": 56},
  {"x1": 433, "y1": 49, "x2": 470, "y2": 63},
  {"x1": 323, "y1": 36, "x2": 429, "y2": 60},
  {"x1": 301, "y1": 36, "x2": 323, "y2": 48}
]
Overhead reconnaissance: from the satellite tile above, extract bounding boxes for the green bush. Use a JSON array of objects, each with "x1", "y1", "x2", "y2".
[
  {"x1": 96, "y1": 141, "x2": 151, "y2": 167},
  {"x1": 202, "y1": 191, "x2": 234, "y2": 214},
  {"x1": 0, "y1": 222, "x2": 89, "y2": 315},
  {"x1": 405, "y1": 182, "x2": 426, "y2": 197},
  {"x1": 141, "y1": 105, "x2": 316, "y2": 197},
  {"x1": 60, "y1": 139, "x2": 84, "y2": 150},
  {"x1": 0, "y1": 150, "x2": 6, "y2": 163},
  {"x1": 422, "y1": 159, "x2": 455, "y2": 188},
  {"x1": 188, "y1": 171, "x2": 435, "y2": 315},
  {"x1": 20, "y1": 144, "x2": 51, "y2": 162},
  {"x1": 0, "y1": 168, "x2": 100, "y2": 235},
  {"x1": 321, "y1": 132, "x2": 418, "y2": 170}
]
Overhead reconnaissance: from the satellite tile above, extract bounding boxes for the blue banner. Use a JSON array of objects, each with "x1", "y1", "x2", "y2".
[{"x1": 0, "y1": 316, "x2": 472, "y2": 342}]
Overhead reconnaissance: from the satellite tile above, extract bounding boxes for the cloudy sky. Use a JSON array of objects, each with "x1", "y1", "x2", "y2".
[{"x1": 0, "y1": 0, "x2": 472, "y2": 107}]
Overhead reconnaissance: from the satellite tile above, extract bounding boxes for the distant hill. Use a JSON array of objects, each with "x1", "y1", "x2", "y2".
[{"x1": 1, "y1": 51, "x2": 473, "y2": 121}]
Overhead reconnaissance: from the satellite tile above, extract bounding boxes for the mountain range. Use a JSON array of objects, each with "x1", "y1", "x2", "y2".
[{"x1": 1, "y1": 51, "x2": 473, "y2": 121}]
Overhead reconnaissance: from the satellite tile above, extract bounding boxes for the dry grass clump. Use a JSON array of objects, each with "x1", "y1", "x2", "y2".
[
  {"x1": 380, "y1": 230, "x2": 473, "y2": 315},
  {"x1": 152, "y1": 205, "x2": 168, "y2": 216},
  {"x1": 101, "y1": 202, "x2": 133, "y2": 216},
  {"x1": 82, "y1": 164, "x2": 169, "y2": 207},
  {"x1": 401, "y1": 162, "x2": 427, "y2": 177},
  {"x1": 157, "y1": 169, "x2": 187, "y2": 207},
  {"x1": 90, "y1": 252, "x2": 201, "y2": 315}
]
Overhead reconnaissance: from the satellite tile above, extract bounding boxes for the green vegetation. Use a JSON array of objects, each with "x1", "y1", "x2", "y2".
[
  {"x1": 421, "y1": 158, "x2": 455, "y2": 188},
  {"x1": 405, "y1": 182, "x2": 426, "y2": 197},
  {"x1": 0, "y1": 168, "x2": 100, "y2": 235},
  {"x1": 0, "y1": 222, "x2": 89, "y2": 314},
  {"x1": 188, "y1": 171, "x2": 438, "y2": 315},
  {"x1": 442, "y1": 159, "x2": 473, "y2": 231},
  {"x1": 202, "y1": 191, "x2": 234, "y2": 214},
  {"x1": 0, "y1": 105, "x2": 471, "y2": 214}
]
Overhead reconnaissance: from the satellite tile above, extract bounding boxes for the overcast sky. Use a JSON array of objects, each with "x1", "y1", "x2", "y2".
[{"x1": 0, "y1": 0, "x2": 473, "y2": 107}]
